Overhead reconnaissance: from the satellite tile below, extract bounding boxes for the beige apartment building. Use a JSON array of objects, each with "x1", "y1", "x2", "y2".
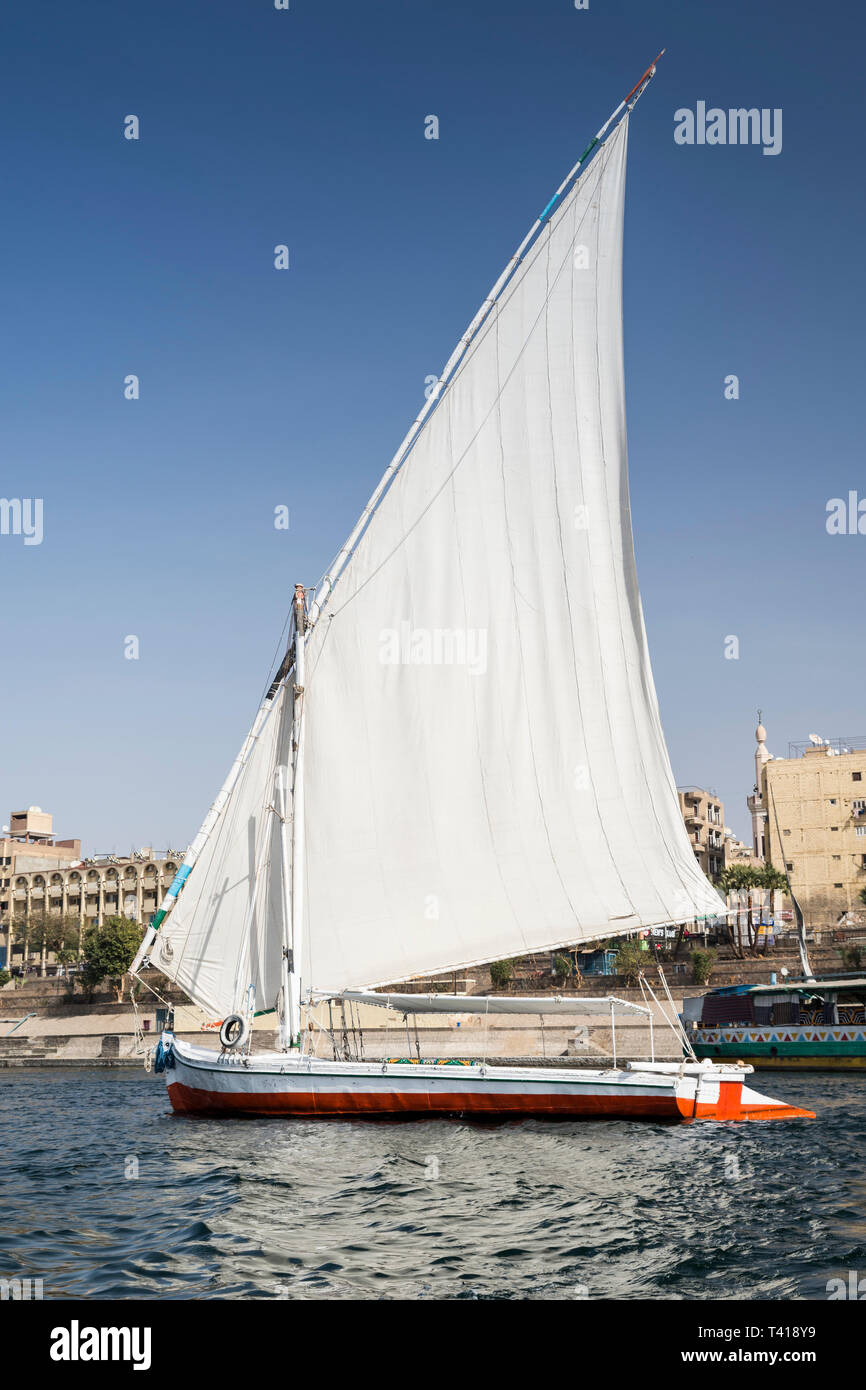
[
  {"x1": 676, "y1": 786, "x2": 726, "y2": 880},
  {"x1": 0, "y1": 806, "x2": 181, "y2": 970},
  {"x1": 762, "y1": 734, "x2": 866, "y2": 927},
  {"x1": 722, "y1": 830, "x2": 762, "y2": 868},
  {"x1": 0, "y1": 806, "x2": 81, "y2": 874}
]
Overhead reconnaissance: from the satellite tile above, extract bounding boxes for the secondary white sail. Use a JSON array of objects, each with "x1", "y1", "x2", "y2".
[
  {"x1": 152, "y1": 683, "x2": 293, "y2": 1018},
  {"x1": 300, "y1": 114, "x2": 723, "y2": 996}
]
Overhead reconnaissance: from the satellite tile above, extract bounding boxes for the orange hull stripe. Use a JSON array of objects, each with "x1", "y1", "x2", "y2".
[
  {"x1": 167, "y1": 1078, "x2": 814, "y2": 1122},
  {"x1": 167, "y1": 1080, "x2": 682, "y2": 1120}
]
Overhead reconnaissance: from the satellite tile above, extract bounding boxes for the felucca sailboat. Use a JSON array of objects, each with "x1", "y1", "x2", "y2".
[{"x1": 131, "y1": 56, "x2": 813, "y2": 1122}]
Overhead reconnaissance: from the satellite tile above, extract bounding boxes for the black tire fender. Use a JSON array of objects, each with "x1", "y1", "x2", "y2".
[{"x1": 219, "y1": 1014, "x2": 249, "y2": 1050}]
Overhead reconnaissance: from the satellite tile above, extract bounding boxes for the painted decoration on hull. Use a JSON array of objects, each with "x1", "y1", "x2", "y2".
[
  {"x1": 694, "y1": 1024, "x2": 866, "y2": 1067},
  {"x1": 696, "y1": 1025, "x2": 866, "y2": 1046}
]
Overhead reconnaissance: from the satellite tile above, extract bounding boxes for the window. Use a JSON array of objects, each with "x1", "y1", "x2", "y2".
[
  {"x1": 856, "y1": 827, "x2": 866, "y2": 838},
  {"x1": 854, "y1": 772, "x2": 863, "y2": 782},
  {"x1": 786, "y1": 862, "x2": 794, "y2": 871},
  {"x1": 833, "y1": 854, "x2": 841, "y2": 860},
  {"x1": 834, "y1": 882, "x2": 843, "y2": 888}
]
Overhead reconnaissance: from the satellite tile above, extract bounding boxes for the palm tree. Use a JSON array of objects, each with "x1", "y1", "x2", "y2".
[{"x1": 715, "y1": 865, "x2": 788, "y2": 956}]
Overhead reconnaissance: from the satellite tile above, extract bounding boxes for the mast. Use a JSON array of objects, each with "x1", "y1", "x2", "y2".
[
  {"x1": 276, "y1": 753, "x2": 293, "y2": 1047},
  {"x1": 283, "y1": 582, "x2": 307, "y2": 1048},
  {"x1": 307, "y1": 50, "x2": 665, "y2": 633}
]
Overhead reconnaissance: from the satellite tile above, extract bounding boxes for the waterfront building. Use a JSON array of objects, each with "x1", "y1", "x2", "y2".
[
  {"x1": 761, "y1": 731, "x2": 866, "y2": 927},
  {"x1": 676, "y1": 787, "x2": 726, "y2": 880},
  {"x1": 0, "y1": 807, "x2": 81, "y2": 874},
  {"x1": 0, "y1": 806, "x2": 182, "y2": 970},
  {"x1": 723, "y1": 829, "x2": 762, "y2": 868}
]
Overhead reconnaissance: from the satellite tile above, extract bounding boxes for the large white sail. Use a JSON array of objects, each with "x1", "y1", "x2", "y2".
[
  {"x1": 300, "y1": 114, "x2": 723, "y2": 995},
  {"x1": 152, "y1": 683, "x2": 293, "y2": 1018}
]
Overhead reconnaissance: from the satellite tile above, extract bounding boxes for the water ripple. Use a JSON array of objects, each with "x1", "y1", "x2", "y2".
[{"x1": 0, "y1": 1068, "x2": 864, "y2": 1298}]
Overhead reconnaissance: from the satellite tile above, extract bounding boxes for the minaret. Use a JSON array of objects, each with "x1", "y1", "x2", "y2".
[{"x1": 747, "y1": 711, "x2": 772, "y2": 861}]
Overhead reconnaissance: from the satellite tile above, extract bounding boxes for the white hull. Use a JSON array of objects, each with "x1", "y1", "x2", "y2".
[{"x1": 159, "y1": 1036, "x2": 814, "y2": 1122}]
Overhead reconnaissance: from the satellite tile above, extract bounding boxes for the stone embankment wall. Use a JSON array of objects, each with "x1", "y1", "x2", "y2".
[
  {"x1": 0, "y1": 982, "x2": 682, "y2": 1067},
  {"x1": 0, "y1": 940, "x2": 857, "y2": 1067}
]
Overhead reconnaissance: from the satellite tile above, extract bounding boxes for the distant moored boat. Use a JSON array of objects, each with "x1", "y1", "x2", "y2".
[{"x1": 684, "y1": 978, "x2": 866, "y2": 1071}]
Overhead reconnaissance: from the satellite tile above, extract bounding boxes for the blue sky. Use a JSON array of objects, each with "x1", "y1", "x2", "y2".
[{"x1": 1, "y1": 0, "x2": 863, "y2": 850}]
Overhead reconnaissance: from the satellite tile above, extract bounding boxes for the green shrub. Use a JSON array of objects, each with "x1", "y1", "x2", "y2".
[
  {"x1": 614, "y1": 937, "x2": 645, "y2": 986},
  {"x1": 690, "y1": 947, "x2": 717, "y2": 987},
  {"x1": 0, "y1": 968, "x2": 11, "y2": 988},
  {"x1": 80, "y1": 917, "x2": 145, "y2": 998},
  {"x1": 489, "y1": 959, "x2": 513, "y2": 989},
  {"x1": 552, "y1": 954, "x2": 573, "y2": 980}
]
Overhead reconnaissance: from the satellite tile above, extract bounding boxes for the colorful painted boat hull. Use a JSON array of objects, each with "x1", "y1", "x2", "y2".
[
  {"x1": 160, "y1": 1037, "x2": 814, "y2": 1122},
  {"x1": 693, "y1": 1024, "x2": 866, "y2": 1070}
]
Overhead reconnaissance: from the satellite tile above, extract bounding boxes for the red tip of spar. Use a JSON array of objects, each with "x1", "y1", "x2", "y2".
[{"x1": 624, "y1": 48, "x2": 666, "y2": 104}]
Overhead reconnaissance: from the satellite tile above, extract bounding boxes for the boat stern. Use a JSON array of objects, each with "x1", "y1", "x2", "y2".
[
  {"x1": 628, "y1": 1062, "x2": 815, "y2": 1121},
  {"x1": 726, "y1": 1079, "x2": 816, "y2": 1122}
]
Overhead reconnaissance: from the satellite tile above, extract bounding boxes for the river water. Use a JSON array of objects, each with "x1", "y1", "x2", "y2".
[{"x1": 1, "y1": 1068, "x2": 863, "y2": 1300}]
